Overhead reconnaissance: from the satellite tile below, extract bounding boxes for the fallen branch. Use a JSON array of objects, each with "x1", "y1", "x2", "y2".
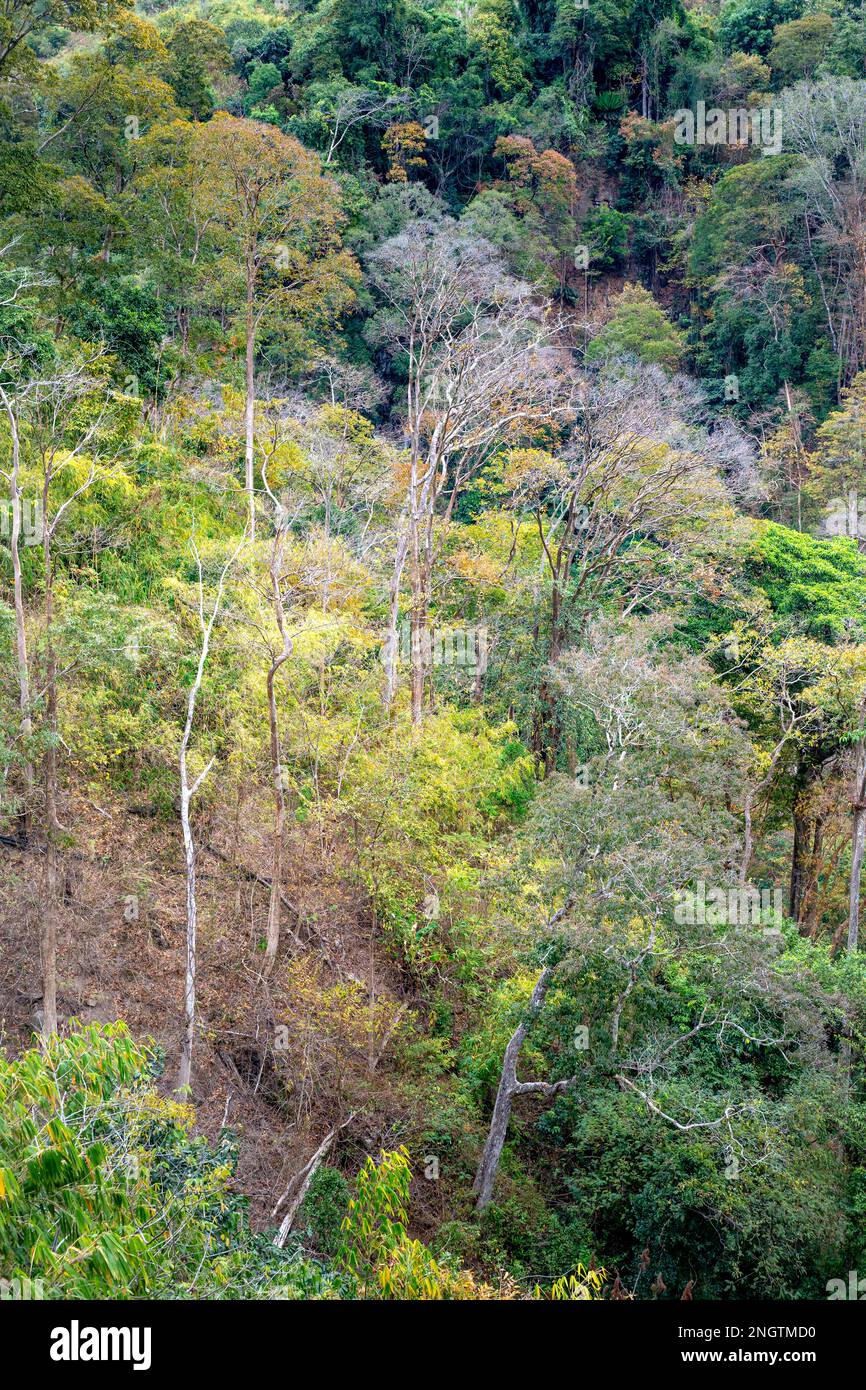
[
  {"x1": 272, "y1": 1113, "x2": 357, "y2": 1248},
  {"x1": 370, "y1": 1004, "x2": 407, "y2": 1072},
  {"x1": 205, "y1": 841, "x2": 300, "y2": 920}
]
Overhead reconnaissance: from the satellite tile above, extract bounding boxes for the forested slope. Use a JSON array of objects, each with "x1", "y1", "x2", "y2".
[{"x1": 3, "y1": 0, "x2": 866, "y2": 1302}]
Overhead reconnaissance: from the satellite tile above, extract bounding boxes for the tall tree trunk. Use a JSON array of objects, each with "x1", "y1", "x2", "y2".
[
  {"x1": 790, "y1": 761, "x2": 823, "y2": 924},
  {"x1": 549, "y1": 576, "x2": 564, "y2": 665},
  {"x1": 739, "y1": 734, "x2": 789, "y2": 886},
  {"x1": 41, "y1": 521, "x2": 59, "y2": 1036},
  {"x1": 409, "y1": 508, "x2": 435, "y2": 726},
  {"x1": 0, "y1": 387, "x2": 33, "y2": 839},
  {"x1": 178, "y1": 776, "x2": 197, "y2": 1092},
  {"x1": 382, "y1": 523, "x2": 411, "y2": 713},
  {"x1": 849, "y1": 740, "x2": 866, "y2": 953},
  {"x1": 791, "y1": 808, "x2": 825, "y2": 931},
  {"x1": 177, "y1": 539, "x2": 238, "y2": 1091},
  {"x1": 405, "y1": 436, "x2": 441, "y2": 726},
  {"x1": 801, "y1": 814, "x2": 824, "y2": 936},
  {"x1": 264, "y1": 531, "x2": 292, "y2": 975},
  {"x1": 790, "y1": 755, "x2": 830, "y2": 933},
  {"x1": 532, "y1": 543, "x2": 570, "y2": 773},
  {"x1": 410, "y1": 560, "x2": 427, "y2": 726},
  {"x1": 264, "y1": 667, "x2": 288, "y2": 974},
  {"x1": 244, "y1": 267, "x2": 256, "y2": 541},
  {"x1": 790, "y1": 803, "x2": 807, "y2": 921},
  {"x1": 473, "y1": 1032, "x2": 523, "y2": 1212},
  {"x1": 472, "y1": 627, "x2": 488, "y2": 704},
  {"x1": 474, "y1": 965, "x2": 575, "y2": 1211}
]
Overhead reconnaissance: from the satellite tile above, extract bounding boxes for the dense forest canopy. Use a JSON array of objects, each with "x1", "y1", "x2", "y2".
[{"x1": 3, "y1": 0, "x2": 866, "y2": 1310}]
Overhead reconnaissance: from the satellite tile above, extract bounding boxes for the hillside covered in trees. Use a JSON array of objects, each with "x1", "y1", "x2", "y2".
[{"x1": 4, "y1": 0, "x2": 866, "y2": 1309}]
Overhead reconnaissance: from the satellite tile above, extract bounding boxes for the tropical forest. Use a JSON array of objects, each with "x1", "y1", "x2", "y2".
[{"x1": 3, "y1": 0, "x2": 866, "y2": 1317}]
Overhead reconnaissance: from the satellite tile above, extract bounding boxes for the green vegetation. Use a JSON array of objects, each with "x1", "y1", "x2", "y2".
[{"x1": 2, "y1": 0, "x2": 866, "y2": 1305}]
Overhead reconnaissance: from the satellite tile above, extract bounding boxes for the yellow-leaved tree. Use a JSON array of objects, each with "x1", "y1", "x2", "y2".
[{"x1": 190, "y1": 114, "x2": 360, "y2": 538}]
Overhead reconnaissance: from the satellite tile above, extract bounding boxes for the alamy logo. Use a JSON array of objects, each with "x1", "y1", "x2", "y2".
[
  {"x1": 383, "y1": 621, "x2": 488, "y2": 671},
  {"x1": 50, "y1": 1321, "x2": 152, "y2": 1371},
  {"x1": 827, "y1": 1271, "x2": 866, "y2": 1300},
  {"x1": 0, "y1": 497, "x2": 43, "y2": 545},
  {"x1": 0, "y1": 1276, "x2": 43, "y2": 1299},
  {"x1": 673, "y1": 102, "x2": 782, "y2": 157},
  {"x1": 674, "y1": 881, "x2": 783, "y2": 927},
  {"x1": 821, "y1": 491, "x2": 866, "y2": 539}
]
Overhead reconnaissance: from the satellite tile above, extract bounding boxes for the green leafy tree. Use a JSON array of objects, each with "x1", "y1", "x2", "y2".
[
  {"x1": 167, "y1": 19, "x2": 231, "y2": 121},
  {"x1": 768, "y1": 12, "x2": 833, "y2": 84},
  {"x1": 68, "y1": 277, "x2": 168, "y2": 397},
  {"x1": 587, "y1": 283, "x2": 685, "y2": 368}
]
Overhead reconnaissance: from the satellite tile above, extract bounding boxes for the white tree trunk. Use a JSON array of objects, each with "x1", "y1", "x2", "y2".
[
  {"x1": 849, "y1": 741, "x2": 866, "y2": 953},
  {"x1": 0, "y1": 387, "x2": 33, "y2": 829},
  {"x1": 383, "y1": 523, "x2": 411, "y2": 712},
  {"x1": 264, "y1": 530, "x2": 292, "y2": 974},
  {"x1": 177, "y1": 538, "x2": 241, "y2": 1091},
  {"x1": 178, "y1": 781, "x2": 197, "y2": 1090},
  {"x1": 244, "y1": 273, "x2": 256, "y2": 541}
]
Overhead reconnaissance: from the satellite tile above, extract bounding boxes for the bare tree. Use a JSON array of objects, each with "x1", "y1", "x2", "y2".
[
  {"x1": 0, "y1": 260, "x2": 46, "y2": 840},
  {"x1": 514, "y1": 366, "x2": 715, "y2": 663},
  {"x1": 0, "y1": 382, "x2": 33, "y2": 837},
  {"x1": 507, "y1": 364, "x2": 723, "y2": 768},
  {"x1": 318, "y1": 85, "x2": 410, "y2": 166},
  {"x1": 367, "y1": 221, "x2": 573, "y2": 721},
  {"x1": 1, "y1": 352, "x2": 115, "y2": 1034},
  {"x1": 242, "y1": 395, "x2": 391, "y2": 969},
  {"x1": 178, "y1": 532, "x2": 244, "y2": 1091},
  {"x1": 259, "y1": 441, "x2": 298, "y2": 976},
  {"x1": 474, "y1": 897, "x2": 578, "y2": 1211},
  {"x1": 783, "y1": 79, "x2": 866, "y2": 378}
]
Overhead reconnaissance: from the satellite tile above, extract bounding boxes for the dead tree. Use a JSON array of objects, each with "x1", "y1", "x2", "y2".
[
  {"x1": 474, "y1": 959, "x2": 576, "y2": 1212},
  {"x1": 367, "y1": 221, "x2": 574, "y2": 723},
  {"x1": 177, "y1": 533, "x2": 244, "y2": 1092},
  {"x1": 0, "y1": 382, "x2": 33, "y2": 836},
  {"x1": 271, "y1": 1113, "x2": 356, "y2": 1248},
  {"x1": 260, "y1": 452, "x2": 297, "y2": 976}
]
